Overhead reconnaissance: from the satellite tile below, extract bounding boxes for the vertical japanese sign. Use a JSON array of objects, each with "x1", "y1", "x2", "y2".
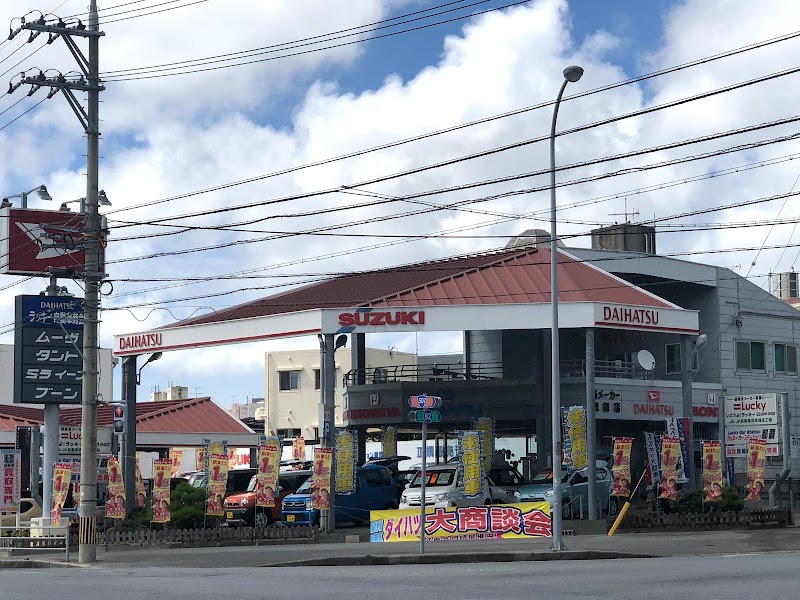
[
  {"x1": 644, "y1": 432, "x2": 662, "y2": 486},
  {"x1": 702, "y1": 441, "x2": 723, "y2": 501},
  {"x1": 203, "y1": 440, "x2": 227, "y2": 481},
  {"x1": 169, "y1": 449, "x2": 183, "y2": 477},
  {"x1": 312, "y1": 447, "x2": 333, "y2": 509},
  {"x1": 106, "y1": 456, "x2": 126, "y2": 519},
  {"x1": 195, "y1": 446, "x2": 205, "y2": 472},
  {"x1": 152, "y1": 459, "x2": 172, "y2": 523},
  {"x1": 335, "y1": 430, "x2": 357, "y2": 493},
  {"x1": 292, "y1": 436, "x2": 306, "y2": 460},
  {"x1": 13, "y1": 295, "x2": 84, "y2": 405},
  {"x1": 561, "y1": 408, "x2": 587, "y2": 471},
  {"x1": 473, "y1": 417, "x2": 495, "y2": 473},
  {"x1": 665, "y1": 417, "x2": 690, "y2": 483},
  {"x1": 660, "y1": 437, "x2": 680, "y2": 501},
  {"x1": 206, "y1": 453, "x2": 228, "y2": 516},
  {"x1": 256, "y1": 441, "x2": 280, "y2": 508},
  {"x1": 382, "y1": 426, "x2": 397, "y2": 458},
  {"x1": 51, "y1": 462, "x2": 73, "y2": 526},
  {"x1": 0, "y1": 450, "x2": 21, "y2": 513},
  {"x1": 611, "y1": 437, "x2": 633, "y2": 497},
  {"x1": 134, "y1": 456, "x2": 147, "y2": 509},
  {"x1": 746, "y1": 438, "x2": 766, "y2": 500},
  {"x1": 457, "y1": 431, "x2": 483, "y2": 498}
]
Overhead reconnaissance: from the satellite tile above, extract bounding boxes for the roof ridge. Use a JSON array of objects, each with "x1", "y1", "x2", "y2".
[{"x1": 136, "y1": 397, "x2": 208, "y2": 421}]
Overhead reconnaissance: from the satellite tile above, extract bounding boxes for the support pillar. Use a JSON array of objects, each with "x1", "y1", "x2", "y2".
[
  {"x1": 42, "y1": 404, "x2": 60, "y2": 521},
  {"x1": 680, "y1": 334, "x2": 696, "y2": 490},
  {"x1": 323, "y1": 334, "x2": 336, "y2": 532},
  {"x1": 122, "y1": 355, "x2": 138, "y2": 514},
  {"x1": 585, "y1": 328, "x2": 597, "y2": 520}
]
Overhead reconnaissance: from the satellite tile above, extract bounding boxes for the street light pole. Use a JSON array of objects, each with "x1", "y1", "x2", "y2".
[{"x1": 549, "y1": 65, "x2": 584, "y2": 552}]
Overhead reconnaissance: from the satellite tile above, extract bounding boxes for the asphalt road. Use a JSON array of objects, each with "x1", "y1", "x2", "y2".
[{"x1": 1, "y1": 552, "x2": 798, "y2": 600}]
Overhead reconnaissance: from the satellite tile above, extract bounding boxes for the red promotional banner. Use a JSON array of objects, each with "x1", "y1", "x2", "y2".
[
  {"x1": 206, "y1": 453, "x2": 228, "y2": 516},
  {"x1": 702, "y1": 441, "x2": 723, "y2": 502},
  {"x1": 660, "y1": 437, "x2": 680, "y2": 501},
  {"x1": 312, "y1": 447, "x2": 333, "y2": 510},
  {"x1": 107, "y1": 456, "x2": 126, "y2": 519},
  {"x1": 256, "y1": 443, "x2": 280, "y2": 508},
  {"x1": 292, "y1": 436, "x2": 306, "y2": 460},
  {"x1": 152, "y1": 459, "x2": 172, "y2": 523},
  {"x1": 746, "y1": 438, "x2": 766, "y2": 500},
  {"x1": 51, "y1": 462, "x2": 72, "y2": 527},
  {"x1": 611, "y1": 437, "x2": 633, "y2": 497}
]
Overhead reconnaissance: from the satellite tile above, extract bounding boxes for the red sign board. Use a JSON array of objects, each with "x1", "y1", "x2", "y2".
[
  {"x1": 646, "y1": 390, "x2": 661, "y2": 403},
  {"x1": 0, "y1": 207, "x2": 103, "y2": 276}
]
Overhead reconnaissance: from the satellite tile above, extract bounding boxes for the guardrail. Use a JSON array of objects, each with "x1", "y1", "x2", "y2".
[
  {"x1": 560, "y1": 359, "x2": 652, "y2": 380},
  {"x1": 99, "y1": 523, "x2": 319, "y2": 546},
  {"x1": 345, "y1": 361, "x2": 504, "y2": 386},
  {"x1": 0, "y1": 525, "x2": 70, "y2": 562}
]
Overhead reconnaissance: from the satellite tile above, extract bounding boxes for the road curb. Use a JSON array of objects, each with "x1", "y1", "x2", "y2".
[
  {"x1": 0, "y1": 558, "x2": 84, "y2": 569},
  {"x1": 265, "y1": 550, "x2": 654, "y2": 567}
]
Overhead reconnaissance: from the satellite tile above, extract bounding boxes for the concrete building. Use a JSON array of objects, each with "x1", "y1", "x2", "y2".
[
  {"x1": 149, "y1": 384, "x2": 190, "y2": 402},
  {"x1": 265, "y1": 347, "x2": 416, "y2": 441}
]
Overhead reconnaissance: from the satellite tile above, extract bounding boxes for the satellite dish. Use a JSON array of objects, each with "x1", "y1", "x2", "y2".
[{"x1": 637, "y1": 349, "x2": 656, "y2": 371}]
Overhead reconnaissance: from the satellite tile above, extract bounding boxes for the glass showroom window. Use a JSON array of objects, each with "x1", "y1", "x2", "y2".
[
  {"x1": 279, "y1": 370, "x2": 301, "y2": 391},
  {"x1": 774, "y1": 344, "x2": 798, "y2": 374},
  {"x1": 736, "y1": 341, "x2": 765, "y2": 371}
]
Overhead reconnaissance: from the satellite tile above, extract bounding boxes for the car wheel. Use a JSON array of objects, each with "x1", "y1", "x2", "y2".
[
  {"x1": 608, "y1": 498, "x2": 619, "y2": 517},
  {"x1": 561, "y1": 501, "x2": 572, "y2": 520},
  {"x1": 254, "y1": 512, "x2": 270, "y2": 528}
]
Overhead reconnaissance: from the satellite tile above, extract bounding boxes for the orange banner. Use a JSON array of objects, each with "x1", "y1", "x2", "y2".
[
  {"x1": 292, "y1": 436, "x2": 306, "y2": 460},
  {"x1": 660, "y1": 436, "x2": 680, "y2": 501},
  {"x1": 152, "y1": 459, "x2": 172, "y2": 523},
  {"x1": 170, "y1": 449, "x2": 183, "y2": 477},
  {"x1": 746, "y1": 438, "x2": 766, "y2": 500},
  {"x1": 51, "y1": 462, "x2": 72, "y2": 527},
  {"x1": 135, "y1": 456, "x2": 147, "y2": 509},
  {"x1": 107, "y1": 456, "x2": 126, "y2": 519},
  {"x1": 206, "y1": 453, "x2": 228, "y2": 516},
  {"x1": 702, "y1": 441, "x2": 723, "y2": 501},
  {"x1": 611, "y1": 437, "x2": 633, "y2": 497},
  {"x1": 312, "y1": 447, "x2": 333, "y2": 509},
  {"x1": 256, "y1": 442, "x2": 280, "y2": 507}
]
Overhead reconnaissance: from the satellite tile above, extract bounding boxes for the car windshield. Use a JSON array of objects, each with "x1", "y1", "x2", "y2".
[
  {"x1": 295, "y1": 479, "x2": 313, "y2": 495},
  {"x1": 246, "y1": 475, "x2": 257, "y2": 492},
  {"x1": 409, "y1": 469, "x2": 455, "y2": 488}
]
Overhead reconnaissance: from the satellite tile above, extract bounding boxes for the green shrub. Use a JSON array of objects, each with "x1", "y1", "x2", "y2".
[
  {"x1": 671, "y1": 485, "x2": 743, "y2": 513},
  {"x1": 169, "y1": 482, "x2": 222, "y2": 530}
]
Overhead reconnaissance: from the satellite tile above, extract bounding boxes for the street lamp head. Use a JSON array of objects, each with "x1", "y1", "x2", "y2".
[
  {"x1": 98, "y1": 190, "x2": 112, "y2": 206},
  {"x1": 563, "y1": 65, "x2": 584, "y2": 83},
  {"x1": 34, "y1": 184, "x2": 52, "y2": 201}
]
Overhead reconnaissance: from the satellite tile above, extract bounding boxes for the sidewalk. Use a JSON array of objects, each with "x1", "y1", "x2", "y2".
[{"x1": 70, "y1": 526, "x2": 800, "y2": 569}]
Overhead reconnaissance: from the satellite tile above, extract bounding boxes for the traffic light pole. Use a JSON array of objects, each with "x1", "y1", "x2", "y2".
[{"x1": 121, "y1": 355, "x2": 137, "y2": 514}]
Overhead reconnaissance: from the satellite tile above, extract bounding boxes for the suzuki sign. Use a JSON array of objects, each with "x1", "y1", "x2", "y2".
[{"x1": 0, "y1": 207, "x2": 104, "y2": 276}]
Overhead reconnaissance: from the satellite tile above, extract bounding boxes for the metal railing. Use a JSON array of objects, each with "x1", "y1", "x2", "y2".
[
  {"x1": 0, "y1": 525, "x2": 70, "y2": 563},
  {"x1": 345, "y1": 361, "x2": 504, "y2": 386},
  {"x1": 560, "y1": 359, "x2": 651, "y2": 380}
]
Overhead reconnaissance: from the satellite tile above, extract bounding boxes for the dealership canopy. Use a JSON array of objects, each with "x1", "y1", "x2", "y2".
[{"x1": 113, "y1": 247, "x2": 699, "y2": 356}]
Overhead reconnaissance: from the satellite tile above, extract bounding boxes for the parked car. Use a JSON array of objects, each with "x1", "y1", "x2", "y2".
[
  {"x1": 279, "y1": 460, "x2": 313, "y2": 473},
  {"x1": 189, "y1": 468, "x2": 256, "y2": 496},
  {"x1": 364, "y1": 455, "x2": 412, "y2": 503},
  {"x1": 0, "y1": 497, "x2": 42, "y2": 526},
  {"x1": 399, "y1": 463, "x2": 491, "y2": 509},
  {"x1": 224, "y1": 469, "x2": 311, "y2": 527},
  {"x1": 281, "y1": 464, "x2": 398, "y2": 526},
  {"x1": 487, "y1": 465, "x2": 527, "y2": 504},
  {"x1": 516, "y1": 462, "x2": 618, "y2": 519}
]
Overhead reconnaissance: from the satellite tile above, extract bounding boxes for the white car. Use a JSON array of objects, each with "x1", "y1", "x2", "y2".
[{"x1": 399, "y1": 464, "x2": 491, "y2": 509}]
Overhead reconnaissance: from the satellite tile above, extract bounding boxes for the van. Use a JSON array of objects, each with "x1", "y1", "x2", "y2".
[{"x1": 399, "y1": 463, "x2": 491, "y2": 509}]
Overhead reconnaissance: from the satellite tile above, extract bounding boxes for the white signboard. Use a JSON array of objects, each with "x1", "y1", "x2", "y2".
[
  {"x1": 725, "y1": 426, "x2": 780, "y2": 457},
  {"x1": 58, "y1": 426, "x2": 113, "y2": 455},
  {"x1": 724, "y1": 394, "x2": 778, "y2": 427}
]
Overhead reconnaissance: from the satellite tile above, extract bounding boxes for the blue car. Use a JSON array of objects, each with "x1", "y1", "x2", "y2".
[{"x1": 281, "y1": 464, "x2": 398, "y2": 526}]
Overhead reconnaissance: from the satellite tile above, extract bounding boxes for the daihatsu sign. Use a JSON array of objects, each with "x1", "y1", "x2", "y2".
[{"x1": 0, "y1": 207, "x2": 101, "y2": 276}]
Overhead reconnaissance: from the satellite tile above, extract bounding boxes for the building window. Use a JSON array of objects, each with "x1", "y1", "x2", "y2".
[
  {"x1": 373, "y1": 367, "x2": 388, "y2": 384},
  {"x1": 277, "y1": 428, "x2": 301, "y2": 439},
  {"x1": 774, "y1": 344, "x2": 797, "y2": 374},
  {"x1": 279, "y1": 370, "x2": 301, "y2": 391},
  {"x1": 314, "y1": 369, "x2": 321, "y2": 390},
  {"x1": 736, "y1": 341, "x2": 765, "y2": 371},
  {"x1": 665, "y1": 344, "x2": 681, "y2": 374}
]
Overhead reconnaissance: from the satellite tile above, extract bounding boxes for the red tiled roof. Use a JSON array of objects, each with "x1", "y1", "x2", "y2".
[
  {"x1": 169, "y1": 247, "x2": 672, "y2": 328},
  {"x1": 0, "y1": 398, "x2": 252, "y2": 434}
]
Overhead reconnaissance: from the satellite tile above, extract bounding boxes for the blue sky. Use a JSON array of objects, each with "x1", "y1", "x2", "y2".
[{"x1": 2, "y1": 0, "x2": 800, "y2": 410}]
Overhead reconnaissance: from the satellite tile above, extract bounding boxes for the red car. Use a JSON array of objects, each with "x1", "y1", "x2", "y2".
[{"x1": 224, "y1": 469, "x2": 311, "y2": 527}]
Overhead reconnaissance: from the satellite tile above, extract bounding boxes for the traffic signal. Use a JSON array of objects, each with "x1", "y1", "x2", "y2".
[{"x1": 113, "y1": 403, "x2": 126, "y2": 434}]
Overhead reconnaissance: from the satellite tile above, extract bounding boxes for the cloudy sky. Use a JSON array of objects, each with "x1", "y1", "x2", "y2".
[{"x1": 1, "y1": 0, "x2": 799, "y2": 408}]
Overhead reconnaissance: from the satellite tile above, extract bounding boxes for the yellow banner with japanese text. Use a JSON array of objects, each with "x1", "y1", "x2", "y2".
[
  {"x1": 312, "y1": 447, "x2": 333, "y2": 509},
  {"x1": 206, "y1": 453, "x2": 228, "y2": 516},
  {"x1": 370, "y1": 502, "x2": 551, "y2": 542},
  {"x1": 660, "y1": 436, "x2": 680, "y2": 501},
  {"x1": 746, "y1": 438, "x2": 766, "y2": 500},
  {"x1": 611, "y1": 437, "x2": 633, "y2": 497},
  {"x1": 256, "y1": 443, "x2": 280, "y2": 507},
  {"x1": 107, "y1": 456, "x2": 126, "y2": 519},
  {"x1": 152, "y1": 459, "x2": 172, "y2": 523},
  {"x1": 702, "y1": 441, "x2": 723, "y2": 502}
]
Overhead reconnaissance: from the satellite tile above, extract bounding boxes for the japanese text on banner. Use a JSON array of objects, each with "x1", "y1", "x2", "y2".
[
  {"x1": 107, "y1": 456, "x2": 126, "y2": 519},
  {"x1": 562, "y1": 407, "x2": 588, "y2": 471},
  {"x1": 382, "y1": 427, "x2": 397, "y2": 458},
  {"x1": 370, "y1": 502, "x2": 552, "y2": 542},
  {"x1": 473, "y1": 418, "x2": 495, "y2": 473},
  {"x1": 660, "y1": 437, "x2": 681, "y2": 501},
  {"x1": 292, "y1": 436, "x2": 306, "y2": 460},
  {"x1": 746, "y1": 438, "x2": 766, "y2": 500},
  {"x1": 51, "y1": 462, "x2": 72, "y2": 527},
  {"x1": 336, "y1": 430, "x2": 356, "y2": 493},
  {"x1": 0, "y1": 450, "x2": 21, "y2": 513},
  {"x1": 256, "y1": 442, "x2": 280, "y2": 507},
  {"x1": 702, "y1": 441, "x2": 723, "y2": 501},
  {"x1": 206, "y1": 453, "x2": 229, "y2": 516},
  {"x1": 611, "y1": 437, "x2": 633, "y2": 497},
  {"x1": 312, "y1": 448, "x2": 333, "y2": 509},
  {"x1": 458, "y1": 431, "x2": 483, "y2": 498},
  {"x1": 152, "y1": 459, "x2": 172, "y2": 523}
]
